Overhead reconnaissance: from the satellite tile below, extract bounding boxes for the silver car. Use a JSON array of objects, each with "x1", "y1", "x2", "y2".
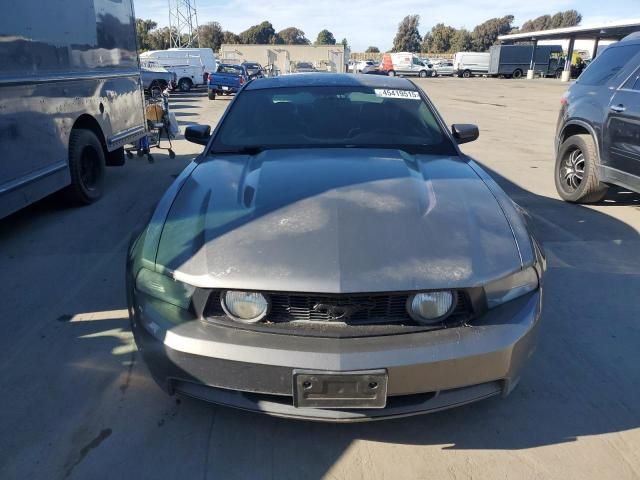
[
  {"x1": 433, "y1": 61, "x2": 455, "y2": 76},
  {"x1": 127, "y1": 74, "x2": 545, "y2": 422}
]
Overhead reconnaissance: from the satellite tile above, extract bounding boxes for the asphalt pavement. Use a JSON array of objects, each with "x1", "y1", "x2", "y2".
[{"x1": 1, "y1": 78, "x2": 639, "y2": 480}]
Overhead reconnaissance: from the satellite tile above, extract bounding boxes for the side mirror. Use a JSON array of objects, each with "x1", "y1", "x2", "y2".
[
  {"x1": 185, "y1": 124, "x2": 211, "y2": 146},
  {"x1": 452, "y1": 124, "x2": 479, "y2": 144}
]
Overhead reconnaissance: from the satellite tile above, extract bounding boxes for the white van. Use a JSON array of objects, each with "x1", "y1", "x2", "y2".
[
  {"x1": 167, "y1": 48, "x2": 217, "y2": 76},
  {"x1": 139, "y1": 50, "x2": 207, "y2": 91},
  {"x1": 381, "y1": 52, "x2": 434, "y2": 77},
  {"x1": 453, "y1": 52, "x2": 490, "y2": 78}
]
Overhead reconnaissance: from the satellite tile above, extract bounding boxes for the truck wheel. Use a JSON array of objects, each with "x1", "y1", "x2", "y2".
[
  {"x1": 178, "y1": 78, "x2": 192, "y2": 92},
  {"x1": 208, "y1": 89, "x2": 215, "y2": 100},
  {"x1": 64, "y1": 129, "x2": 106, "y2": 204},
  {"x1": 419, "y1": 70, "x2": 427, "y2": 78},
  {"x1": 555, "y1": 134, "x2": 608, "y2": 203},
  {"x1": 387, "y1": 70, "x2": 396, "y2": 77},
  {"x1": 512, "y1": 69, "x2": 523, "y2": 79},
  {"x1": 462, "y1": 70, "x2": 472, "y2": 78}
]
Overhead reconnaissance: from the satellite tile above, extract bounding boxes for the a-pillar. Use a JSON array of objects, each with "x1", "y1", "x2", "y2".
[{"x1": 561, "y1": 37, "x2": 575, "y2": 82}]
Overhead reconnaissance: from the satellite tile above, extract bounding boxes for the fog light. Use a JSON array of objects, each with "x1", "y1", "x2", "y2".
[
  {"x1": 221, "y1": 291, "x2": 269, "y2": 323},
  {"x1": 407, "y1": 291, "x2": 455, "y2": 324}
]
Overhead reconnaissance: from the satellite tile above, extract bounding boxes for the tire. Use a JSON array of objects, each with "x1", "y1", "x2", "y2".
[
  {"x1": 462, "y1": 70, "x2": 471, "y2": 78},
  {"x1": 105, "y1": 146, "x2": 125, "y2": 166},
  {"x1": 554, "y1": 134, "x2": 608, "y2": 203},
  {"x1": 64, "y1": 129, "x2": 106, "y2": 205},
  {"x1": 433, "y1": 71, "x2": 438, "y2": 77},
  {"x1": 512, "y1": 69, "x2": 523, "y2": 79},
  {"x1": 419, "y1": 70, "x2": 427, "y2": 78},
  {"x1": 178, "y1": 78, "x2": 192, "y2": 92},
  {"x1": 208, "y1": 89, "x2": 215, "y2": 100},
  {"x1": 387, "y1": 70, "x2": 396, "y2": 77}
]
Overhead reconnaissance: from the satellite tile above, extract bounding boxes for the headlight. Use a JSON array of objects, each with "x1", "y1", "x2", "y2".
[
  {"x1": 221, "y1": 291, "x2": 269, "y2": 323},
  {"x1": 407, "y1": 290, "x2": 456, "y2": 324},
  {"x1": 484, "y1": 266, "x2": 539, "y2": 308},
  {"x1": 136, "y1": 268, "x2": 196, "y2": 309}
]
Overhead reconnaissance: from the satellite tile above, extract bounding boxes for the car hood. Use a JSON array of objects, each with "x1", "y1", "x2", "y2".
[{"x1": 156, "y1": 149, "x2": 522, "y2": 293}]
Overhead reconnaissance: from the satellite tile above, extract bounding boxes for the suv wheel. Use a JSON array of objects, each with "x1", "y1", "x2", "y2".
[{"x1": 555, "y1": 134, "x2": 608, "y2": 203}]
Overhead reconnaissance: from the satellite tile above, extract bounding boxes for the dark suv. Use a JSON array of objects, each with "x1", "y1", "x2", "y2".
[{"x1": 555, "y1": 33, "x2": 640, "y2": 203}]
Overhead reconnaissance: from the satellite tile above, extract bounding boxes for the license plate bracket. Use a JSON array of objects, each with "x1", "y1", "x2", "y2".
[{"x1": 293, "y1": 370, "x2": 388, "y2": 409}]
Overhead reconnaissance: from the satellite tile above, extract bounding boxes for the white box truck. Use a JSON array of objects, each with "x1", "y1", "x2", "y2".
[
  {"x1": 139, "y1": 50, "x2": 209, "y2": 92},
  {"x1": 380, "y1": 52, "x2": 434, "y2": 77},
  {"x1": 453, "y1": 52, "x2": 490, "y2": 78}
]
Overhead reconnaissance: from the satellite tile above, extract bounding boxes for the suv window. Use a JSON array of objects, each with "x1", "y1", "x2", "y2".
[
  {"x1": 623, "y1": 67, "x2": 640, "y2": 90},
  {"x1": 578, "y1": 45, "x2": 640, "y2": 86}
]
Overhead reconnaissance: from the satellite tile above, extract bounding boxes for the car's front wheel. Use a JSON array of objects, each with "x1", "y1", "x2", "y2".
[{"x1": 555, "y1": 134, "x2": 608, "y2": 203}]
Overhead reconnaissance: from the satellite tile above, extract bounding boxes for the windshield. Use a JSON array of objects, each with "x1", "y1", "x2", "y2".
[
  {"x1": 217, "y1": 65, "x2": 243, "y2": 74},
  {"x1": 211, "y1": 86, "x2": 454, "y2": 154}
]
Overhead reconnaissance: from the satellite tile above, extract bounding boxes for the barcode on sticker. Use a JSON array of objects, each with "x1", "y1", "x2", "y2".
[{"x1": 374, "y1": 89, "x2": 420, "y2": 100}]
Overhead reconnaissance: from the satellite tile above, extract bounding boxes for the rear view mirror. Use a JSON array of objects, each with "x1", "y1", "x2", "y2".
[
  {"x1": 185, "y1": 124, "x2": 211, "y2": 145},
  {"x1": 452, "y1": 124, "x2": 479, "y2": 144}
]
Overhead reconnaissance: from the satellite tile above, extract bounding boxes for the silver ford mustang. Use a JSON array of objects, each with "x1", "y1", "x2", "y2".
[{"x1": 127, "y1": 74, "x2": 545, "y2": 422}]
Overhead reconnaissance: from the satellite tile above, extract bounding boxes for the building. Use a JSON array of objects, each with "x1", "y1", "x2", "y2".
[
  {"x1": 219, "y1": 44, "x2": 347, "y2": 74},
  {"x1": 498, "y1": 19, "x2": 640, "y2": 81}
]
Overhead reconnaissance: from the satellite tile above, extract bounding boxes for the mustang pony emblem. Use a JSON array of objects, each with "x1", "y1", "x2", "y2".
[{"x1": 312, "y1": 302, "x2": 375, "y2": 320}]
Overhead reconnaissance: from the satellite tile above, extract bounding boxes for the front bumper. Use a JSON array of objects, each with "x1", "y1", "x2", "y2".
[{"x1": 130, "y1": 290, "x2": 541, "y2": 422}]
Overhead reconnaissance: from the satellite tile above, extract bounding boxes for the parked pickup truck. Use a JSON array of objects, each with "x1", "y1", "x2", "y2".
[
  {"x1": 208, "y1": 64, "x2": 249, "y2": 100},
  {"x1": 141, "y1": 65, "x2": 176, "y2": 94}
]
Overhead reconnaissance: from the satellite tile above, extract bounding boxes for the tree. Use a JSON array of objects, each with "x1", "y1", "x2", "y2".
[
  {"x1": 341, "y1": 38, "x2": 349, "y2": 49},
  {"x1": 147, "y1": 27, "x2": 173, "y2": 50},
  {"x1": 428, "y1": 23, "x2": 456, "y2": 53},
  {"x1": 315, "y1": 29, "x2": 336, "y2": 45},
  {"x1": 392, "y1": 14, "x2": 421, "y2": 52},
  {"x1": 471, "y1": 15, "x2": 514, "y2": 51},
  {"x1": 136, "y1": 19, "x2": 157, "y2": 51},
  {"x1": 239, "y1": 21, "x2": 276, "y2": 44},
  {"x1": 420, "y1": 33, "x2": 432, "y2": 53},
  {"x1": 198, "y1": 21, "x2": 224, "y2": 51},
  {"x1": 277, "y1": 27, "x2": 310, "y2": 45},
  {"x1": 520, "y1": 10, "x2": 582, "y2": 32},
  {"x1": 365, "y1": 46, "x2": 380, "y2": 53},
  {"x1": 222, "y1": 31, "x2": 241, "y2": 44},
  {"x1": 561, "y1": 10, "x2": 582, "y2": 28},
  {"x1": 449, "y1": 28, "x2": 472, "y2": 52}
]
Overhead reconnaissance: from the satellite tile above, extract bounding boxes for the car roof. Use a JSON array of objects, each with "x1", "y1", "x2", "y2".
[
  {"x1": 245, "y1": 73, "x2": 417, "y2": 91},
  {"x1": 219, "y1": 64, "x2": 243, "y2": 68}
]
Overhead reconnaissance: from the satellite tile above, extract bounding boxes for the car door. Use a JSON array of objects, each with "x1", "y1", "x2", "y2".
[{"x1": 603, "y1": 67, "x2": 640, "y2": 179}]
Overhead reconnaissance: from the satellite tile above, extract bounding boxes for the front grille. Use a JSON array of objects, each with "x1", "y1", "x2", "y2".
[{"x1": 205, "y1": 290, "x2": 472, "y2": 327}]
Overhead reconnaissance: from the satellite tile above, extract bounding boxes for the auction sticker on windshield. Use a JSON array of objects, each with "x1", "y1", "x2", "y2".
[{"x1": 374, "y1": 89, "x2": 420, "y2": 100}]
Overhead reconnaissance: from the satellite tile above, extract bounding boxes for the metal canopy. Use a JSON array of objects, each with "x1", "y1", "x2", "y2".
[{"x1": 498, "y1": 19, "x2": 640, "y2": 43}]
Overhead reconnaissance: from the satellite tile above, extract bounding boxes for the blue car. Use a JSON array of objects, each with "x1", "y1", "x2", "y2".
[{"x1": 208, "y1": 64, "x2": 249, "y2": 100}]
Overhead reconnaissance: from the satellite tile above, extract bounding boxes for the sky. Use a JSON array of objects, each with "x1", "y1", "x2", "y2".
[{"x1": 133, "y1": 0, "x2": 640, "y2": 51}]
